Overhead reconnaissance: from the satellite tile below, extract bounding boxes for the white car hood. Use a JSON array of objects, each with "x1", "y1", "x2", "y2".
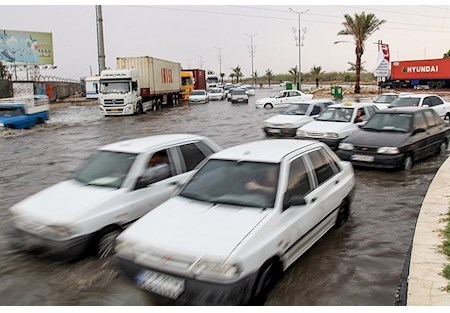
[
  {"x1": 265, "y1": 114, "x2": 312, "y2": 126},
  {"x1": 120, "y1": 196, "x2": 270, "y2": 258},
  {"x1": 10, "y1": 180, "x2": 118, "y2": 224},
  {"x1": 301, "y1": 120, "x2": 355, "y2": 134}
]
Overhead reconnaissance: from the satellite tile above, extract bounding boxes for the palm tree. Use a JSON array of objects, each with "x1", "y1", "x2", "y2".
[
  {"x1": 231, "y1": 66, "x2": 243, "y2": 83},
  {"x1": 229, "y1": 73, "x2": 235, "y2": 84},
  {"x1": 265, "y1": 68, "x2": 273, "y2": 86},
  {"x1": 444, "y1": 50, "x2": 450, "y2": 58},
  {"x1": 347, "y1": 61, "x2": 367, "y2": 72},
  {"x1": 336, "y1": 12, "x2": 386, "y2": 93},
  {"x1": 310, "y1": 65, "x2": 325, "y2": 87},
  {"x1": 253, "y1": 70, "x2": 258, "y2": 86},
  {"x1": 288, "y1": 66, "x2": 298, "y2": 84}
]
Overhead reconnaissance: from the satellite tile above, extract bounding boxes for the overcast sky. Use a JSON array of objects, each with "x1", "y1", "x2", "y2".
[{"x1": 2, "y1": 2, "x2": 450, "y2": 80}]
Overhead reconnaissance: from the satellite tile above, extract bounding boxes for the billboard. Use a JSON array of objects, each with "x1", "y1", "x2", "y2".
[
  {"x1": 374, "y1": 44, "x2": 390, "y2": 78},
  {"x1": 0, "y1": 29, "x2": 53, "y2": 65}
]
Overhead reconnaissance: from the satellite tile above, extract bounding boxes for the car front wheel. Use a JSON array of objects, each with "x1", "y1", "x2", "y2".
[
  {"x1": 264, "y1": 103, "x2": 273, "y2": 109},
  {"x1": 403, "y1": 154, "x2": 413, "y2": 171}
]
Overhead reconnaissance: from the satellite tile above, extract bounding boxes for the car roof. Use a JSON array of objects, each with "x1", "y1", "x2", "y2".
[
  {"x1": 378, "y1": 107, "x2": 433, "y2": 114},
  {"x1": 211, "y1": 139, "x2": 320, "y2": 163},
  {"x1": 398, "y1": 93, "x2": 436, "y2": 99},
  {"x1": 289, "y1": 99, "x2": 334, "y2": 105},
  {"x1": 328, "y1": 102, "x2": 376, "y2": 109},
  {"x1": 100, "y1": 134, "x2": 207, "y2": 154}
]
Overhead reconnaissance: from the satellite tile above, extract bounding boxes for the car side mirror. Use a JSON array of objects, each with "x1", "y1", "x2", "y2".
[
  {"x1": 412, "y1": 128, "x2": 426, "y2": 135},
  {"x1": 283, "y1": 194, "x2": 306, "y2": 211}
]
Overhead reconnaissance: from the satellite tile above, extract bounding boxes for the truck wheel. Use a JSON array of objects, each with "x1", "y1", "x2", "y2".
[
  {"x1": 436, "y1": 81, "x2": 444, "y2": 89},
  {"x1": 135, "y1": 102, "x2": 143, "y2": 115},
  {"x1": 157, "y1": 99, "x2": 162, "y2": 110},
  {"x1": 173, "y1": 95, "x2": 179, "y2": 106}
]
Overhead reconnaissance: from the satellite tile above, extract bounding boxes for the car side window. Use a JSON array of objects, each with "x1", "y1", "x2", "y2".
[
  {"x1": 287, "y1": 156, "x2": 312, "y2": 198},
  {"x1": 179, "y1": 142, "x2": 208, "y2": 172},
  {"x1": 307, "y1": 149, "x2": 336, "y2": 185},
  {"x1": 430, "y1": 96, "x2": 444, "y2": 107},
  {"x1": 414, "y1": 112, "x2": 428, "y2": 130},
  {"x1": 320, "y1": 148, "x2": 341, "y2": 173},
  {"x1": 424, "y1": 110, "x2": 438, "y2": 127},
  {"x1": 423, "y1": 97, "x2": 432, "y2": 106},
  {"x1": 355, "y1": 108, "x2": 367, "y2": 123},
  {"x1": 140, "y1": 149, "x2": 173, "y2": 185},
  {"x1": 310, "y1": 105, "x2": 322, "y2": 116}
]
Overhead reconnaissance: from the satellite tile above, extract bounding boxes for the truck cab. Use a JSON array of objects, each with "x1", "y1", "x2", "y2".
[
  {"x1": 98, "y1": 69, "x2": 147, "y2": 116},
  {"x1": 206, "y1": 74, "x2": 219, "y2": 89},
  {"x1": 181, "y1": 71, "x2": 194, "y2": 101}
]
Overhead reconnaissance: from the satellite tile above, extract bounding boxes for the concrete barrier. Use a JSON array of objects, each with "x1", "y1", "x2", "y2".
[{"x1": 407, "y1": 156, "x2": 450, "y2": 305}]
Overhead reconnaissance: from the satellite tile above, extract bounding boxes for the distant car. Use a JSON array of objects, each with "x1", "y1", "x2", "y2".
[
  {"x1": 208, "y1": 88, "x2": 226, "y2": 101},
  {"x1": 231, "y1": 88, "x2": 249, "y2": 104},
  {"x1": 255, "y1": 90, "x2": 314, "y2": 109},
  {"x1": 189, "y1": 90, "x2": 209, "y2": 104},
  {"x1": 242, "y1": 84, "x2": 256, "y2": 96},
  {"x1": 388, "y1": 94, "x2": 450, "y2": 120},
  {"x1": 371, "y1": 93, "x2": 400, "y2": 109},
  {"x1": 337, "y1": 107, "x2": 450, "y2": 171},
  {"x1": 263, "y1": 100, "x2": 335, "y2": 137},
  {"x1": 9, "y1": 134, "x2": 222, "y2": 260},
  {"x1": 227, "y1": 88, "x2": 238, "y2": 101},
  {"x1": 115, "y1": 139, "x2": 355, "y2": 305},
  {"x1": 296, "y1": 102, "x2": 379, "y2": 150}
]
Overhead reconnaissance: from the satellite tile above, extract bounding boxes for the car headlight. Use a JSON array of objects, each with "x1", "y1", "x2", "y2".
[
  {"x1": 377, "y1": 147, "x2": 400, "y2": 154},
  {"x1": 296, "y1": 129, "x2": 306, "y2": 137},
  {"x1": 0, "y1": 122, "x2": 4, "y2": 128},
  {"x1": 338, "y1": 142, "x2": 354, "y2": 150},
  {"x1": 323, "y1": 132, "x2": 339, "y2": 138},
  {"x1": 191, "y1": 259, "x2": 241, "y2": 282},
  {"x1": 39, "y1": 225, "x2": 74, "y2": 240}
]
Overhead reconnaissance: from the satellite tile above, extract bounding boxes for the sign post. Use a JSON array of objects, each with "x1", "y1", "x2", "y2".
[{"x1": 374, "y1": 42, "x2": 390, "y2": 92}]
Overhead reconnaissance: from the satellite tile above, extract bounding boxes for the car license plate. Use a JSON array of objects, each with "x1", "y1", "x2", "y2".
[
  {"x1": 111, "y1": 108, "x2": 119, "y2": 112},
  {"x1": 267, "y1": 128, "x2": 281, "y2": 134},
  {"x1": 351, "y1": 154, "x2": 374, "y2": 162},
  {"x1": 135, "y1": 270, "x2": 185, "y2": 299}
]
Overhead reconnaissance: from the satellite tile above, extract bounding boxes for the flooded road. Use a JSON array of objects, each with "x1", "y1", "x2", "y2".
[{"x1": 0, "y1": 87, "x2": 446, "y2": 305}]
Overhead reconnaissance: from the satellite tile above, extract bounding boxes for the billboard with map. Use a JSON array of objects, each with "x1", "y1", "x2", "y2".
[{"x1": 0, "y1": 29, "x2": 53, "y2": 65}]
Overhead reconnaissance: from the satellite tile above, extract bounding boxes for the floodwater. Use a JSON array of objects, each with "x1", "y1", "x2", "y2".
[{"x1": 0, "y1": 87, "x2": 446, "y2": 305}]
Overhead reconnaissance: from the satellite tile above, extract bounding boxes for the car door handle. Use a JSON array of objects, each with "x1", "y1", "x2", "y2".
[
  {"x1": 168, "y1": 181, "x2": 179, "y2": 186},
  {"x1": 335, "y1": 180, "x2": 340, "y2": 185},
  {"x1": 311, "y1": 197, "x2": 317, "y2": 203}
]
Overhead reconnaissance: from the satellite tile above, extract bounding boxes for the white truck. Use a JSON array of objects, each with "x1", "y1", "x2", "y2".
[{"x1": 98, "y1": 56, "x2": 183, "y2": 116}]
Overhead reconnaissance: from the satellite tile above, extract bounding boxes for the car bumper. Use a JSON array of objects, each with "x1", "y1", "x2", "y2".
[
  {"x1": 297, "y1": 137, "x2": 342, "y2": 150},
  {"x1": 336, "y1": 150, "x2": 405, "y2": 169},
  {"x1": 11, "y1": 227, "x2": 92, "y2": 260},
  {"x1": 264, "y1": 127, "x2": 297, "y2": 137},
  {"x1": 116, "y1": 257, "x2": 258, "y2": 305}
]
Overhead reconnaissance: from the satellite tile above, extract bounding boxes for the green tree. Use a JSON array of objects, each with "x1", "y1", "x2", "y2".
[
  {"x1": 310, "y1": 65, "x2": 325, "y2": 87},
  {"x1": 288, "y1": 66, "x2": 298, "y2": 84},
  {"x1": 265, "y1": 68, "x2": 273, "y2": 86},
  {"x1": 231, "y1": 66, "x2": 243, "y2": 83},
  {"x1": 229, "y1": 73, "x2": 235, "y2": 84},
  {"x1": 336, "y1": 12, "x2": 386, "y2": 93},
  {"x1": 444, "y1": 50, "x2": 450, "y2": 58}
]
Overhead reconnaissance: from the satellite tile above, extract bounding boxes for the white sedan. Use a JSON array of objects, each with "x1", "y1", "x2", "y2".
[
  {"x1": 115, "y1": 139, "x2": 355, "y2": 305},
  {"x1": 208, "y1": 88, "x2": 226, "y2": 101},
  {"x1": 189, "y1": 90, "x2": 209, "y2": 104},
  {"x1": 255, "y1": 90, "x2": 313, "y2": 109}
]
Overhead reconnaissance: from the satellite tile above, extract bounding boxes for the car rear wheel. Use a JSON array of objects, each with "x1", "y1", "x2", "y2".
[
  {"x1": 439, "y1": 141, "x2": 447, "y2": 155},
  {"x1": 403, "y1": 154, "x2": 413, "y2": 171},
  {"x1": 264, "y1": 103, "x2": 273, "y2": 109},
  {"x1": 334, "y1": 198, "x2": 350, "y2": 228}
]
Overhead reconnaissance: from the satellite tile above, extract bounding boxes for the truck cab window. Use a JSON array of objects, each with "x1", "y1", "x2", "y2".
[{"x1": 132, "y1": 81, "x2": 138, "y2": 91}]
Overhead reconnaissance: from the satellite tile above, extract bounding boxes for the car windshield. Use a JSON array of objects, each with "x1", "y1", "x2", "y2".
[
  {"x1": 210, "y1": 89, "x2": 221, "y2": 93},
  {"x1": 362, "y1": 113, "x2": 412, "y2": 133},
  {"x1": 180, "y1": 160, "x2": 280, "y2": 209},
  {"x1": 316, "y1": 107, "x2": 354, "y2": 122},
  {"x1": 191, "y1": 91, "x2": 206, "y2": 95},
  {"x1": 99, "y1": 80, "x2": 130, "y2": 94},
  {"x1": 373, "y1": 95, "x2": 398, "y2": 103},
  {"x1": 282, "y1": 103, "x2": 310, "y2": 115},
  {"x1": 74, "y1": 151, "x2": 137, "y2": 188},
  {"x1": 390, "y1": 98, "x2": 420, "y2": 107}
]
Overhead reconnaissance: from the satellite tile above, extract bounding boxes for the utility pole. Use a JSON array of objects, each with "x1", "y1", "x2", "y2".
[
  {"x1": 289, "y1": 8, "x2": 310, "y2": 91},
  {"x1": 197, "y1": 55, "x2": 204, "y2": 69},
  {"x1": 215, "y1": 46, "x2": 224, "y2": 83},
  {"x1": 96, "y1": 5, "x2": 106, "y2": 75},
  {"x1": 244, "y1": 33, "x2": 258, "y2": 87}
]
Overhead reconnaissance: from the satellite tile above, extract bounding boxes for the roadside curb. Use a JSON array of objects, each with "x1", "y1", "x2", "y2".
[{"x1": 407, "y1": 155, "x2": 450, "y2": 305}]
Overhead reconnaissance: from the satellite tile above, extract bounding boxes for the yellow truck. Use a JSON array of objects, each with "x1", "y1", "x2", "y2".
[{"x1": 181, "y1": 71, "x2": 194, "y2": 101}]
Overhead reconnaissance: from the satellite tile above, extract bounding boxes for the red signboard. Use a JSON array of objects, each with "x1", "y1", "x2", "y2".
[{"x1": 391, "y1": 58, "x2": 450, "y2": 80}]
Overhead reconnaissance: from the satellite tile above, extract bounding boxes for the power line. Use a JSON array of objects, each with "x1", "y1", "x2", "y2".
[{"x1": 337, "y1": 5, "x2": 450, "y2": 19}]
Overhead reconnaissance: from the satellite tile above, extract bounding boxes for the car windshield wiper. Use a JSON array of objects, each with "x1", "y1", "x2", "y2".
[{"x1": 362, "y1": 127, "x2": 381, "y2": 131}]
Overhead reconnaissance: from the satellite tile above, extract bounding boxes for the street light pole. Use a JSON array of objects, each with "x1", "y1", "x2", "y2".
[
  {"x1": 244, "y1": 33, "x2": 258, "y2": 87},
  {"x1": 215, "y1": 46, "x2": 224, "y2": 83},
  {"x1": 289, "y1": 8, "x2": 310, "y2": 91}
]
